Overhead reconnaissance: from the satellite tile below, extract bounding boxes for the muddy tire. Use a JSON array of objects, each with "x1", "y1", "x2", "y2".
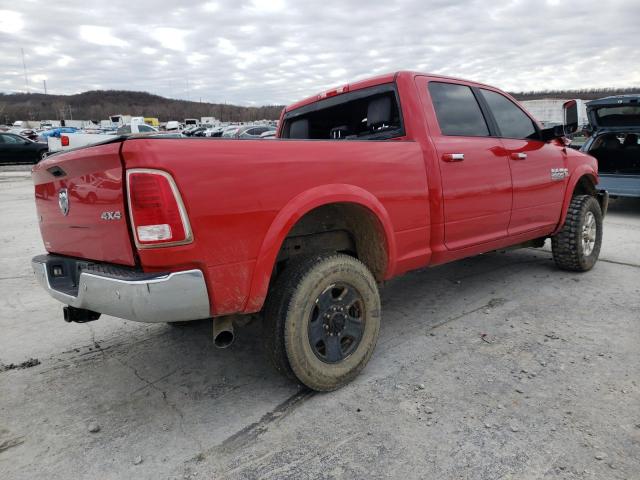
[
  {"x1": 263, "y1": 254, "x2": 381, "y2": 391},
  {"x1": 552, "y1": 195, "x2": 603, "y2": 272}
]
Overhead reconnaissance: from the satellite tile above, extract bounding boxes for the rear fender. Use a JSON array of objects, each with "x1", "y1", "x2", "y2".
[{"x1": 244, "y1": 184, "x2": 396, "y2": 312}]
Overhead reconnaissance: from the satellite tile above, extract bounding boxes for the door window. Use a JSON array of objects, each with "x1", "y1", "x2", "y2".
[
  {"x1": 1, "y1": 134, "x2": 22, "y2": 144},
  {"x1": 480, "y1": 89, "x2": 538, "y2": 140},
  {"x1": 428, "y1": 82, "x2": 489, "y2": 137}
]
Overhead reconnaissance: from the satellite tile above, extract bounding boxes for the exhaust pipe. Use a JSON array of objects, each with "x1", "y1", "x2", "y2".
[{"x1": 213, "y1": 316, "x2": 235, "y2": 348}]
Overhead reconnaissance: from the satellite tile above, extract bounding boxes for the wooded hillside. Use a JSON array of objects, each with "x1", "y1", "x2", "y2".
[
  {"x1": 0, "y1": 90, "x2": 284, "y2": 123},
  {"x1": 510, "y1": 87, "x2": 639, "y2": 101}
]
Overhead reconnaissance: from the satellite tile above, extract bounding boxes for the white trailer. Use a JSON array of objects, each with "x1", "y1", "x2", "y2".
[
  {"x1": 109, "y1": 115, "x2": 132, "y2": 127},
  {"x1": 520, "y1": 99, "x2": 588, "y2": 127}
]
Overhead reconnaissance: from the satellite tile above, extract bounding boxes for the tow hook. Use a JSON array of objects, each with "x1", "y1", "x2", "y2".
[{"x1": 63, "y1": 306, "x2": 101, "y2": 323}]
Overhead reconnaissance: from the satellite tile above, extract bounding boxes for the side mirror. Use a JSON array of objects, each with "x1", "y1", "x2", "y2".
[
  {"x1": 562, "y1": 100, "x2": 579, "y2": 135},
  {"x1": 540, "y1": 100, "x2": 580, "y2": 142}
]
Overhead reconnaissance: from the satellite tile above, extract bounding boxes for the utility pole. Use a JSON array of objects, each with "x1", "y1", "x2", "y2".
[
  {"x1": 21, "y1": 48, "x2": 29, "y2": 92},
  {"x1": 43, "y1": 80, "x2": 47, "y2": 95}
]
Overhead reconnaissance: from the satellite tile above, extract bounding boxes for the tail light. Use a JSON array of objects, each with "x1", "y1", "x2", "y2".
[
  {"x1": 126, "y1": 169, "x2": 193, "y2": 248},
  {"x1": 61, "y1": 135, "x2": 69, "y2": 147}
]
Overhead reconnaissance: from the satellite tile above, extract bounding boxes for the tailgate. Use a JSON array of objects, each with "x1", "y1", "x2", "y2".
[{"x1": 32, "y1": 141, "x2": 136, "y2": 266}]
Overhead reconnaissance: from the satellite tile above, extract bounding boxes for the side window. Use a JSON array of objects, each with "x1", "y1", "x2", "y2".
[
  {"x1": 480, "y1": 89, "x2": 539, "y2": 140},
  {"x1": 428, "y1": 82, "x2": 489, "y2": 137},
  {"x1": 2, "y1": 134, "x2": 21, "y2": 144}
]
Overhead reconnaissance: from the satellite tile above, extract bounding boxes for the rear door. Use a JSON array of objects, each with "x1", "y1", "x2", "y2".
[
  {"x1": 420, "y1": 79, "x2": 512, "y2": 250},
  {"x1": 32, "y1": 140, "x2": 136, "y2": 266},
  {"x1": 478, "y1": 88, "x2": 566, "y2": 235}
]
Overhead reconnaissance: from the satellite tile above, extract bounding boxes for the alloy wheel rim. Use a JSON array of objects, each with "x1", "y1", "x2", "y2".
[
  {"x1": 308, "y1": 283, "x2": 365, "y2": 364},
  {"x1": 582, "y1": 211, "x2": 597, "y2": 256}
]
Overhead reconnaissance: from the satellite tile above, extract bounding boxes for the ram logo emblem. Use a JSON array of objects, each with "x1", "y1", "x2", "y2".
[
  {"x1": 551, "y1": 168, "x2": 569, "y2": 181},
  {"x1": 58, "y1": 188, "x2": 70, "y2": 216}
]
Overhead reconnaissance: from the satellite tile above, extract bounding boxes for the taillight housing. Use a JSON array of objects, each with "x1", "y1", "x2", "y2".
[{"x1": 126, "y1": 169, "x2": 193, "y2": 248}]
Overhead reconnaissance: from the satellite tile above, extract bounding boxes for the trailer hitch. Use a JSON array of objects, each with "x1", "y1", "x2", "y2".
[{"x1": 63, "y1": 306, "x2": 101, "y2": 323}]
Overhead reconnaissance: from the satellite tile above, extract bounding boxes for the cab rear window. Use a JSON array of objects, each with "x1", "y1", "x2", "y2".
[{"x1": 281, "y1": 84, "x2": 404, "y2": 140}]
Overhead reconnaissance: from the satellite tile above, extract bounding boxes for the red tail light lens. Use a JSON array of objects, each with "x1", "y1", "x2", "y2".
[
  {"x1": 126, "y1": 169, "x2": 192, "y2": 248},
  {"x1": 61, "y1": 135, "x2": 69, "y2": 146}
]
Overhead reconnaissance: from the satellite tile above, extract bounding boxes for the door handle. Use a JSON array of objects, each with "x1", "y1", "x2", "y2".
[
  {"x1": 442, "y1": 153, "x2": 464, "y2": 162},
  {"x1": 511, "y1": 152, "x2": 527, "y2": 160}
]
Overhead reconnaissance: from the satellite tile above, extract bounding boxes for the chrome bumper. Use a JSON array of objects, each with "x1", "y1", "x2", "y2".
[{"x1": 32, "y1": 255, "x2": 211, "y2": 323}]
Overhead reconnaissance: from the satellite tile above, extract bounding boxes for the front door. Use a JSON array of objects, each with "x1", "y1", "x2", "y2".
[{"x1": 478, "y1": 88, "x2": 566, "y2": 235}]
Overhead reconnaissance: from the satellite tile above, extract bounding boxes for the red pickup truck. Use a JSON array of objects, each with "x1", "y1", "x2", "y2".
[{"x1": 31, "y1": 72, "x2": 607, "y2": 391}]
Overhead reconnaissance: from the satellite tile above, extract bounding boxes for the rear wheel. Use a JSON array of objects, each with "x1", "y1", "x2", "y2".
[
  {"x1": 264, "y1": 254, "x2": 381, "y2": 391},
  {"x1": 552, "y1": 195, "x2": 603, "y2": 271}
]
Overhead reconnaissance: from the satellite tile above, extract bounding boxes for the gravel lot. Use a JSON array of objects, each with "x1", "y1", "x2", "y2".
[{"x1": 1, "y1": 171, "x2": 639, "y2": 480}]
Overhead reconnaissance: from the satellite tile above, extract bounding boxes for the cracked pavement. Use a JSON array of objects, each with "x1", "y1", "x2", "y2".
[{"x1": 0, "y1": 172, "x2": 639, "y2": 479}]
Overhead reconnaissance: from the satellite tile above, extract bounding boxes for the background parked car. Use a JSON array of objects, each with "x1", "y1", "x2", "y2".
[
  {"x1": 236, "y1": 125, "x2": 273, "y2": 139},
  {"x1": 0, "y1": 133, "x2": 48, "y2": 164},
  {"x1": 260, "y1": 130, "x2": 277, "y2": 139},
  {"x1": 37, "y1": 127, "x2": 79, "y2": 142},
  {"x1": 221, "y1": 126, "x2": 241, "y2": 138},
  {"x1": 204, "y1": 126, "x2": 225, "y2": 137},
  {"x1": 8, "y1": 128, "x2": 39, "y2": 141},
  {"x1": 116, "y1": 124, "x2": 159, "y2": 135}
]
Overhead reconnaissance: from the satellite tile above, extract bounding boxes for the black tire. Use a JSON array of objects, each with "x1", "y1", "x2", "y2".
[
  {"x1": 37, "y1": 150, "x2": 47, "y2": 163},
  {"x1": 552, "y1": 195, "x2": 603, "y2": 272},
  {"x1": 263, "y1": 254, "x2": 381, "y2": 391}
]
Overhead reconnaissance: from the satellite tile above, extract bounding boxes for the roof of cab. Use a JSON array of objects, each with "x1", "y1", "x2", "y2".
[{"x1": 284, "y1": 71, "x2": 502, "y2": 113}]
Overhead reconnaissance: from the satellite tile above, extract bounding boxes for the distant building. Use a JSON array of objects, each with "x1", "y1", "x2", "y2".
[{"x1": 520, "y1": 99, "x2": 588, "y2": 127}]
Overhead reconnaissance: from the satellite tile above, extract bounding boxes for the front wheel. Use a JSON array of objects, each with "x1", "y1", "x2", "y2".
[
  {"x1": 264, "y1": 254, "x2": 381, "y2": 391},
  {"x1": 552, "y1": 195, "x2": 603, "y2": 271}
]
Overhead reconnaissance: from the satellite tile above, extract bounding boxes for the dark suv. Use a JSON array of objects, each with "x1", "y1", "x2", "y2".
[{"x1": 581, "y1": 95, "x2": 640, "y2": 197}]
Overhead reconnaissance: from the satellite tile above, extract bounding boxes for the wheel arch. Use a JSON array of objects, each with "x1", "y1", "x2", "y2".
[
  {"x1": 244, "y1": 184, "x2": 397, "y2": 313},
  {"x1": 553, "y1": 169, "x2": 598, "y2": 235}
]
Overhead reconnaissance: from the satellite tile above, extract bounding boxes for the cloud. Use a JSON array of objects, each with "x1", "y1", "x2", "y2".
[
  {"x1": 150, "y1": 27, "x2": 189, "y2": 52},
  {"x1": 79, "y1": 25, "x2": 128, "y2": 47},
  {"x1": 0, "y1": 10, "x2": 24, "y2": 34},
  {"x1": 0, "y1": 0, "x2": 638, "y2": 106}
]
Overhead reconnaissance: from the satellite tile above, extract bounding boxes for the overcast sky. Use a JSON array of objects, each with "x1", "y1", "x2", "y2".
[{"x1": 1, "y1": 0, "x2": 639, "y2": 106}]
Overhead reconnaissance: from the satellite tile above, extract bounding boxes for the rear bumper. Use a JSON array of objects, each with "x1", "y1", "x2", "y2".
[
  {"x1": 598, "y1": 174, "x2": 640, "y2": 198},
  {"x1": 32, "y1": 254, "x2": 211, "y2": 323}
]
